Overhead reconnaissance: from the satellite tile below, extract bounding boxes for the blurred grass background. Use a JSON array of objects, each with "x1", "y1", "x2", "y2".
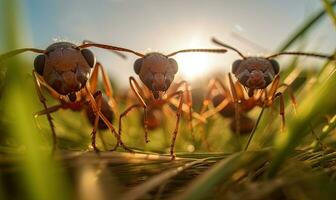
[{"x1": 0, "y1": 0, "x2": 335, "y2": 200}]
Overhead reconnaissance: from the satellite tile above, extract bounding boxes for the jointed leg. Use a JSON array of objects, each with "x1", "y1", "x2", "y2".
[
  {"x1": 88, "y1": 62, "x2": 120, "y2": 116},
  {"x1": 84, "y1": 85, "x2": 132, "y2": 152},
  {"x1": 113, "y1": 77, "x2": 148, "y2": 150},
  {"x1": 172, "y1": 81, "x2": 193, "y2": 135},
  {"x1": 278, "y1": 83, "x2": 297, "y2": 113},
  {"x1": 200, "y1": 78, "x2": 231, "y2": 114},
  {"x1": 90, "y1": 91, "x2": 103, "y2": 152},
  {"x1": 228, "y1": 73, "x2": 241, "y2": 138},
  {"x1": 129, "y1": 77, "x2": 149, "y2": 142},
  {"x1": 279, "y1": 84, "x2": 326, "y2": 149},
  {"x1": 113, "y1": 103, "x2": 144, "y2": 150},
  {"x1": 33, "y1": 70, "x2": 57, "y2": 153},
  {"x1": 166, "y1": 91, "x2": 184, "y2": 160},
  {"x1": 267, "y1": 76, "x2": 286, "y2": 132},
  {"x1": 274, "y1": 92, "x2": 285, "y2": 132}
]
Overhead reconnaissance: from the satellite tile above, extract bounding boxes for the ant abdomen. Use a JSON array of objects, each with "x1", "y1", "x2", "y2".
[
  {"x1": 143, "y1": 109, "x2": 164, "y2": 130},
  {"x1": 85, "y1": 95, "x2": 114, "y2": 130},
  {"x1": 212, "y1": 94, "x2": 235, "y2": 117},
  {"x1": 229, "y1": 114, "x2": 255, "y2": 135}
]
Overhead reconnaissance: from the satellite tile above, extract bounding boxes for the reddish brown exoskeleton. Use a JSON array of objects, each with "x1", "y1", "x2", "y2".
[
  {"x1": 0, "y1": 42, "x2": 130, "y2": 152},
  {"x1": 78, "y1": 43, "x2": 228, "y2": 159},
  {"x1": 200, "y1": 37, "x2": 333, "y2": 150}
]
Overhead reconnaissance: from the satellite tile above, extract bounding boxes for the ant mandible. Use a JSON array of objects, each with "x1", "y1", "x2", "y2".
[
  {"x1": 0, "y1": 41, "x2": 130, "y2": 152},
  {"x1": 201, "y1": 37, "x2": 333, "y2": 150},
  {"x1": 78, "y1": 43, "x2": 227, "y2": 159}
]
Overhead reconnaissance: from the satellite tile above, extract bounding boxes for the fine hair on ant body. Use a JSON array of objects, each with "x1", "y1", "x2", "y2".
[
  {"x1": 78, "y1": 42, "x2": 228, "y2": 159},
  {"x1": 201, "y1": 37, "x2": 333, "y2": 150},
  {"x1": 0, "y1": 41, "x2": 130, "y2": 153}
]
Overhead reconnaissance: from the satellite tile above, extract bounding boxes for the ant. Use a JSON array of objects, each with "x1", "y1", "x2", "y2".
[
  {"x1": 77, "y1": 43, "x2": 227, "y2": 159},
  {"x1": 125, "y1": 80, "x2": 206, "y2": 140},
  {"x1": 200, "y1": 37, "x2": 333, "y2": 150},
  {"x1": 0, "y1": 41, "x2": 130, "y2": 153}
]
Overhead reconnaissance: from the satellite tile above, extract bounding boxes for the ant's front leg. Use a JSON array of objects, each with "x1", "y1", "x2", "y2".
[
  {"x1": 84, "y1": 85, "x2": 132, "y2": 152},
  {"x1": 33, "y1": 70, "x2": 57, "y2": 153},
  {"x1": 113, "y1": 77, "x2": 148, "y2": 151},
  {"x1": 90, "y1": 91, "x2": 104, "y2": 152},
  {"x1": 228, "y1": 73, "x2": 246, "y2": 138},
  {"x1": 166, "y1": 91, "x2": 184, "y2": 160},
  {"x1": 172, "y1": 81, "x2": 194, "y2": 135}
]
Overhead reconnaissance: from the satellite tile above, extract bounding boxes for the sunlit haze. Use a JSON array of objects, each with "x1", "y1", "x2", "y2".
[{"x1": 1, "y1": 0, "x2": 335, "y2": 89}]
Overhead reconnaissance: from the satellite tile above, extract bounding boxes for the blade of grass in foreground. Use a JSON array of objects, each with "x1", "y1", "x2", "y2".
[
  {"x1": 277, "y1": 0, "x2": 336, "y2": 52},
  {"x1": 321, "y1": 0, "x2": 336, "y2": 28},
  {"x1": 1, "y1": 0, "x2": 71, "y2": 199},
  {"x1": 173, "y1": 150, "x2": 270, "y2": 200},
  {"x1": 268, "y1": 69, "x2": 336, "y2": 178},
  {"x1": 120, "y1": 159, "x2": 207, "y2": 200}
]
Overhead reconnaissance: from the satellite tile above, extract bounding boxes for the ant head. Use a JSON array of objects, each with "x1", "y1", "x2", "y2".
[
  {"x1": 34, "y1": 42, "x2": 95, "y2": 98},
  {"x1": 134, "y1": 52, "x2": 178, "y2": 98},
  {"x1": 232, "y1": 57, "x2": 279, "y2": 89}
]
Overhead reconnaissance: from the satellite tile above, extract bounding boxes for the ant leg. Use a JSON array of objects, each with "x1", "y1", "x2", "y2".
[
  {"x1": 173, "y1": 81, "x2": 194, "y2": 136},
  {"x1": 88, "y1": 62, "x2": 119, "y2": 116},
  {"x1": 97, "y1": 62, "x2": 120, "y2": 116},
  {"x1": 90, "y1": 91, "x2": 103, "y2": 152},
  {"x1": 278, "y1": 83, "x2": 297, "y2": 113},
  {"x1": 200, "y1": 78, "x2": 231, "y2": 114},
  {"x1": 267, "y1": 76, "x2": 286, "y2": 131},
  {"x1": 274, "y1": 92, "x2": 285, "y2": 132},
  {"x1": 32, "y1": 70, "x2": 57, "y2": 153},
  {"x1": 34, "y1": 104, "x2": 63, "y2": 129},
  {"x1": 84, "y1": 86, "x2": 133, "y2": 152},
  {"x1": 113, "y1": 77, "x2": 148, "y2": 150},
  {"x1": 279, "y1": 84, "x2": 326, "y2": 149},
  {"x1": 112, "y1": 103, "x2": 143, "y2": 150},
  {"x1": 228, "y1": 73, "x2": 242, "y2": 138},
  {"x1": 129, "y1": 77, "x2": 149, "y2": 143},
  {"x1": 166, "y1": 91, "x2": 184, "y2": 160}
]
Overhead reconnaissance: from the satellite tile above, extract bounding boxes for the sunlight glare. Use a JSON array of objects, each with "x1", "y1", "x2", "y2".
[{"x1": 174, "y1": 37, "x2": 214, "y2": 81}]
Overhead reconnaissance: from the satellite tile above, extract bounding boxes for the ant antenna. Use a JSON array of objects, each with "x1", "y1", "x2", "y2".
[
  {"x1": 212, "y1": 37, "x2": 246, "y2": 59},
  {"x1": 166, "y1": 48, "x2": 227, "y2": 57},
  {"x1": 267, "y1": 52, "x2": 334, "y2": 60},
  {"x1": 82, "y1": 40, "x2": 128, "y2": 59},
  {"x1": 0, "y1": 48, "x2": 45, "y2": 61},
  {"x1": 79, "y1": 43, "x2": 145, "y2": 57}
]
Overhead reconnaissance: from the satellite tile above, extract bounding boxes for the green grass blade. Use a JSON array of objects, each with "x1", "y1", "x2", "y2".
[
  {"x1": 268, "y1": 69, "x2": 336, "y2": 178},
  {"x1": 173, "y1": 150, "x2": 269, "y2": 200},
  {"x1": 277, "y1": 0, "x2": 336, "y2": 52},
  {"x1": 322, "y1": 0, "x2": 336, "y2": 28},
  {"x1": 120, "y1": 159, "x2": 207, "y2": 200}
]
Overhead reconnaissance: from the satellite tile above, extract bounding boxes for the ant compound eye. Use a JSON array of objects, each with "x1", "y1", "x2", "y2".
[
  {"x1": 168, "y1": 58, "x2": 178, "y2": 74},
  {"x1": 134, "y1": 58, "x2": 143, "y2": 74},
  {"x1": 270, "y1": 59, "x2": 280, "y2": 74},
  {"x1": 165, "y1": 74, "x2": 174, "y2": 88},
  {"x1": 81, "y1": 49, "x2": 96, "y2": 68},
  {"x1": 232, "y1": 59, "x2": 242, "y2": 74},
  {"x1": 236, "y1": 69, "x2": 249, "y2": 84},
  {"x1": 34, "y1": 54, "x2": 46, "y2": 75}
]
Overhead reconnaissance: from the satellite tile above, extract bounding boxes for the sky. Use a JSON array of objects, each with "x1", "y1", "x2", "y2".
[{"x1": 2, "y1": 0, "x2": 336, "y2": 88}]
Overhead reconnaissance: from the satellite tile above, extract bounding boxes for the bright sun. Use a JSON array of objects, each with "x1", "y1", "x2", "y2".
[{"x1": 174, "y1": 37, "x2": 213, "y2": 81}]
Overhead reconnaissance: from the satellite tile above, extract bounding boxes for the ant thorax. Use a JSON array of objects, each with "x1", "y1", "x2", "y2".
[
  {"x1": 134, "y1": 52, "x2": 178, "y2": 99},
  {"x1": 232, "y1": 57, "x2": 278, "y2": 90}
]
